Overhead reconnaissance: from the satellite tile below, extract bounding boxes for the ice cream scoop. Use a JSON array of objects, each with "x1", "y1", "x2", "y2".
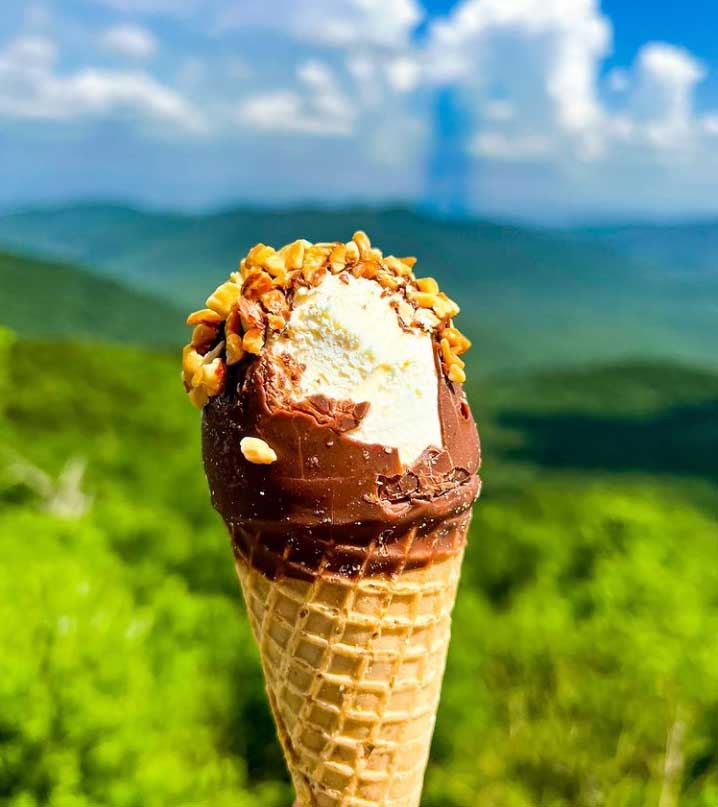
[{"x1": 183, "y1": 231, "x2": 480, "y2": 806}]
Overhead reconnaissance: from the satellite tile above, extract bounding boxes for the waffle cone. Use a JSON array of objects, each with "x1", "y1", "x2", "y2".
[{"x1": 234, "y1": 520, "x2": 468, "y2": 806}]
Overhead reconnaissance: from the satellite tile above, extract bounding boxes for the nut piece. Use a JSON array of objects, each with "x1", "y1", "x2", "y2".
[
  {"x1": 407, "y1": 290, "x2": 437, "y2": 308},
  {"x1": 263, "y1": 252, "x2": 286, "y2": 276},
  {"x1": 243, "y1": 269, "x2": 274, "y2": 298},
  {"x1": 267, "y1": 313, "x2": 287, "y2": 331},
  {"x1": 191, "y1": 323, "x2": 217, "y2": 349},
  {"x1": 283, "y1": 239, "x2": 306, "y2": 270},
  {"x1": 384, "y1": 256, "x2": 413, "y2": 277},
  {"x1": 188, "y1": 385, "x2": 209, "y2": 409},
  {"x1": 260, "y1": 289, "x2": 287, "y2": 314},
  {"x1": 206, "y1": 281, "x2": 242, "y2": 318},
  {"x1": 200, "y1": 358, "x2": 226, "y2": 396},
  {"x1": 240, "y1": 436, "x2": 278, "y2": 464},
  {"x1": 302, "y1": 245, "x2": 329, "y2": 285},
  {"x1": 432, "y1": 293, "x2": 460, "y2": 319},
  {"x1": 352, "y1": 230, "x2": 372, "y2": 257},
  {"x1": 344, "y1": 240, "x2": 360, "y2": 263},
  {"x1": 225, "y1": 333, "x2": 245, "y2": 365},
  {"x1": 443, "y1": 326, "x2": 471, "y2": 355},
  {"x1": 448, "y1": 364, "x2": 466, "y2": 383},
  {"x1": 353, "y1": 260, "x2": 379, "y2": 279},
  {"x1": 182, "y1": 344, "x2": 204, "y2": 382},
  {"x1": 247, "y1": 243, "x2": 275, "y2": 266},
  {"x1": 329, "y1": 242, "x2": 346, "y2": 273},
  {"x1": 377, "y1": 270, "x2": 400, "y2": 291},
  {"x1": 186, "y1": 308, "x2": 223, "y2": 326},
  {"x1": 416, "y1": 277, "x2": 439, "y2": 294},
  {"x1": 243, "y1": 327, "x2": 264, "y2": 354}
]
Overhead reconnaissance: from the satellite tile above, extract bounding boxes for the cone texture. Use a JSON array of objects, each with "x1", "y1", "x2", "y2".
[{"x1": 235, "y1": 522, "x2": 467, "y2": 806}]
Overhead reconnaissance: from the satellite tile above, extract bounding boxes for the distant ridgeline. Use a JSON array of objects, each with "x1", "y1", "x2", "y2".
[
  {"x1": 0, "y1": 204, "x2": 716, "y2": 372},
  {"x1": 0, "y1": 250, "x2": 185, "y2": 347}
]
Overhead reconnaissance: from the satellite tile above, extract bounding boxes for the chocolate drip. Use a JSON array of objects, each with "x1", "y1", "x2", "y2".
[{"x1": 202, "y1": 342, "x2": 481, "y2": 580}]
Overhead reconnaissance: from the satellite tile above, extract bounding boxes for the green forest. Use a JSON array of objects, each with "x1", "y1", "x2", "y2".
[{"x1": 1, "y1": 321, "x2": 716, "y2": 806}]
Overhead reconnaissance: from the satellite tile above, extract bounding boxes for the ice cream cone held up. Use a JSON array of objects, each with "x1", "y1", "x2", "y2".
[{"x1": 184, "y1": 232, "x2": 481, "y2": 806}]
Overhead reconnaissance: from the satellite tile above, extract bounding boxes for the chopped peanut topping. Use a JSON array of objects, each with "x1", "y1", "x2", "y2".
[
  {"x1": 200, "y1": 358, "x2": 226, "y2": 396},
  {"x1": 206, "y1": 281, "x2": 242, "y2": 318},
  {"x1": 182, "y1": 229, "x2": 471, "y2": 408},
  {"x1": 448, "y1": 364, "x2": 466, "y2": 383},
  {"x1": 182, "y1": 345, "x2": 204, "y2": 384},
  {"x1": 377, "y1": 271, "x2": 400, "y2": 291},
  {"x1": 243, "y1": 270, "x2": 274, "y2": 298},
  {"x1": 283, "y1": 239, "x2": 306, "y2": 270},
  {"x1": 407, "y1": 290, "x2": 436, "y2": 308},
  {"x1": 443, "y1": 326, "x2": 471, "y2": 355},
  {"x1": 329, "y1": 242, "x2": 346, "y2": 273},
  {"x1": 353, "y1": 260, "x2": 380, "y2": 280},
  {"x1": 263, "y1": 252, "x2": 286, "y2": 276},
  {"x1": 186, "y1": 308, "x2": 223, "y2": 326},
  {"x1": 416, "y1": 277, "x2": 439, "y2": 294},
  {"x1": 240, "y1": 436, "x2": 277, "y2": 464},
  {"x1": 242, "y1": 327, "x2": 264, "y2": 355},
  {"x1": 432, "y1": 293, "x2": 460, "y2": 319},
  {"x1": 352, "y1": 230, "x2": 371, "y2": 258},
  {"x1": 247, "y1": 243, "x2": 275, "y2": 266},
  {"x1": 191, "y1": 323, "x2": 217, "y2": 349},
  {"x1": 267, "y1": 313, "x2": 287, "y2": 331},
  {"x1": 384, "y1": 255, "x2": 413, "y2": 277},
  {"x1": 344, "y1": 241, "x2": 360, "y2": 263},
  {"x1": 225, "y1": 333, "x2": 245, "y2": 365},
  {"x1": 188, "y1": 385, "x2": 209, "y2": 409}
]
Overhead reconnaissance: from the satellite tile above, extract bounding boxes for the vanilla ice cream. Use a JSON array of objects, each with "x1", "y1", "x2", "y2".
[{"x1": 267, "y1": 273, "x2": 442, "y2": 466}]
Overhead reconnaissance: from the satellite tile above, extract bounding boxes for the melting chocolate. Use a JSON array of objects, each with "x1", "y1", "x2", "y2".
[{"x1": 202, "y1": 342, "x2": 481, "y2": 580}]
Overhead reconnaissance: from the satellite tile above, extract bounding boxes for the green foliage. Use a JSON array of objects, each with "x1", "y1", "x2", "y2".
[
  {"x1": 0, "y1": 252, "x2": 185, "y2": 347},
  {"x1": 427, "y1": 482, "x2": 718, "y2": 806},
  {"x1": 1, "y1": 337, "x2": 717, "y2": 805}
]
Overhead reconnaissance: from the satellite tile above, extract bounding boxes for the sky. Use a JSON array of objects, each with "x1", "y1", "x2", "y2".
[{"x1": 1, "y1": 0, "x2": 718, "y2": 222}]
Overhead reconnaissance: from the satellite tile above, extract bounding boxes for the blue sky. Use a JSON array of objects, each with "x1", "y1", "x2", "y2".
[{"x1": 1, "y1": 0, "x2": 718, "y2": 222}]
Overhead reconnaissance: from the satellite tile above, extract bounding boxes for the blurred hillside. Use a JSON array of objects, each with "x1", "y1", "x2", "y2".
[
  {"x1": 0, "y1": 205, "x2": 716, "y2": 373},
  {"x1": 1, "y1": 205, "x2": 717, "y2": 806},
  {"x1": 0, "y1": 251, "x2": 185, "y2": 346},
  {"x1": 1, "y1": 331, "x2": 717, "y2": 807}
]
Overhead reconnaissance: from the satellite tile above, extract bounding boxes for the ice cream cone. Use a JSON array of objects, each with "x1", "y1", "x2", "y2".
[
  {"x1": 235, "y1": 527, "x2": 467, "y2": 806},
  {"x1": 184, "y1": 232, "x2": 481, "y2": 807}
]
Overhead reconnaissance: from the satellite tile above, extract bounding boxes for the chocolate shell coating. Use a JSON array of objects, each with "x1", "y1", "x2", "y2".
[{"x1": 202, "y1": 344, "x2": 481, "y2": 580}]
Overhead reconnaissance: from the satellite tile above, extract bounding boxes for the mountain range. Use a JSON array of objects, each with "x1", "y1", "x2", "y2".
[{"x1": 0, "y1": 203, "x2": 715, "y2": 373}]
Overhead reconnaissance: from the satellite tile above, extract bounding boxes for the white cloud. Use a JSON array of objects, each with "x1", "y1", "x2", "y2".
[
  {"x1": 386, "y1": 57, "x2": 420, "y2": 93},
  {"x1": 0, "y1": 35, "x2": 204, "y2": 133},
  {"x1": 239, "y1": 60, "x2": 356, "y2": 137},
  {"x1": 629, "y1": 43, "x2": 705, "y2": 149},
  {"x1": 100, "y1": 23, "x2": 158, "y2": 59},
  {"x1": 218, "y1": 0, "x2": 422, "y2": 47},
  {"x1": 425, "y1": 0, "x2": 611, "y2": 159},
  {"x1": 238, "y1": 91, "x2": 354, "y2": 136}
]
